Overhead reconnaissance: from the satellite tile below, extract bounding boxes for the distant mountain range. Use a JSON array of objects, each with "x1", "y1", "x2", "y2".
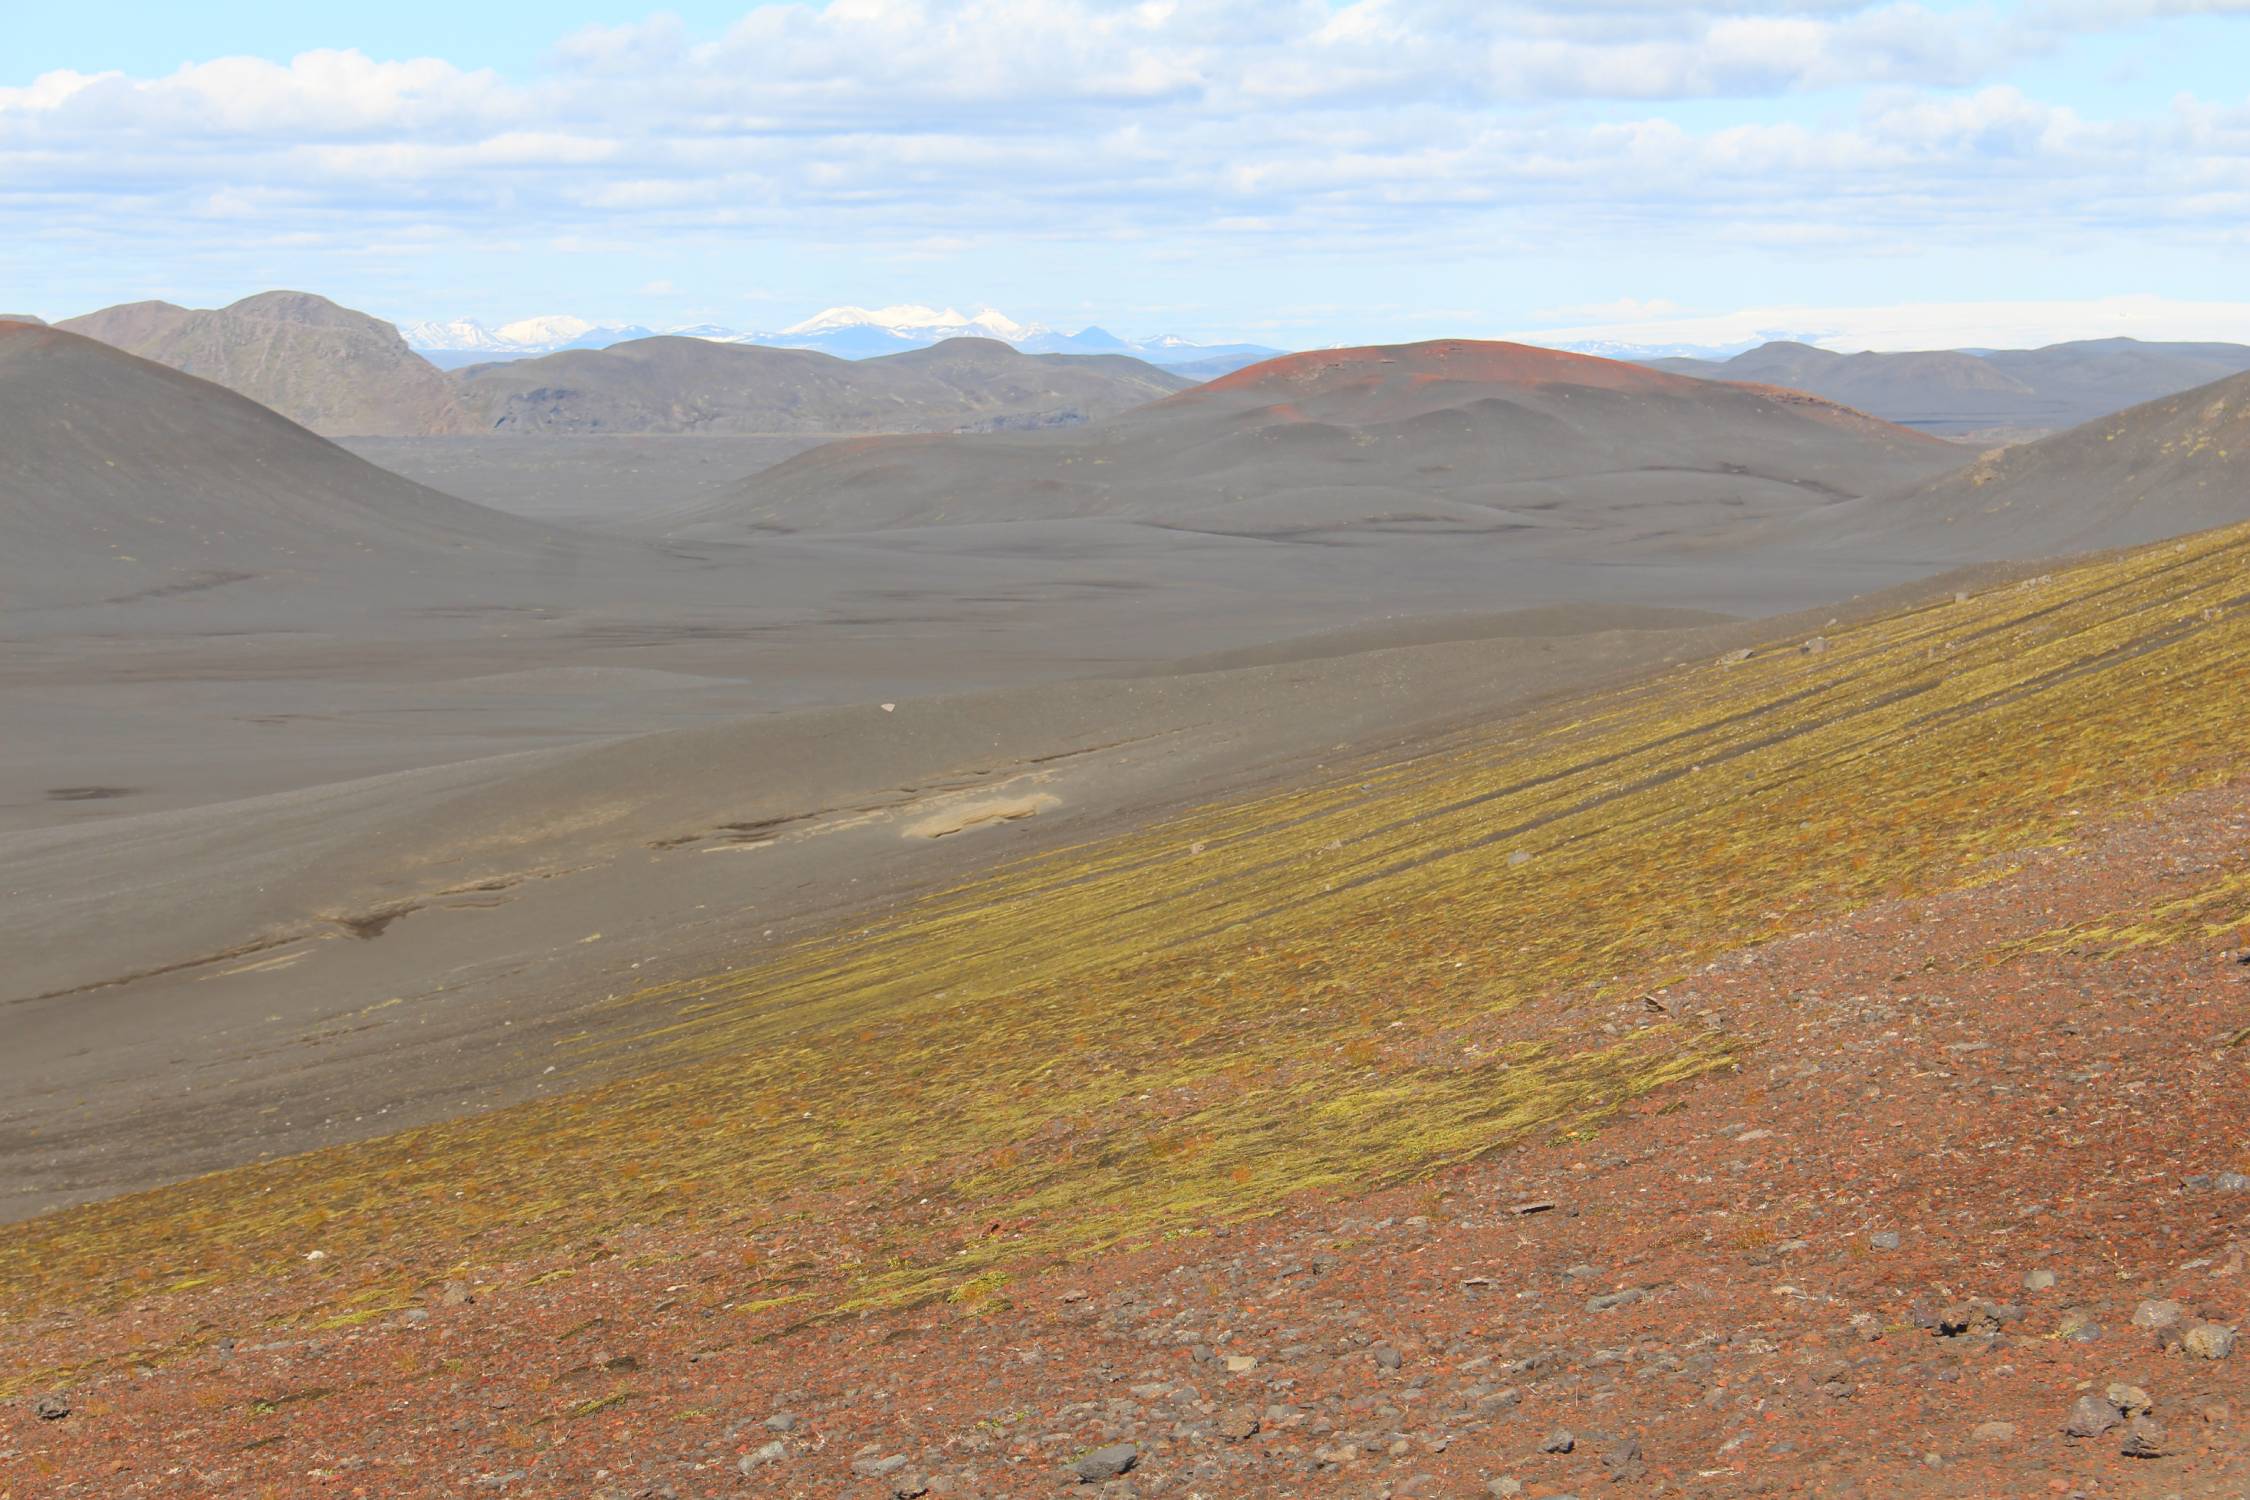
[
  {"x1": 38, "y1": 291, "x2": 1196, "y2": 439},
  {"x1": 1642, "y1": 338, "x2": 2250, "y2": 438},
  {"x1": 401, "y1": 303, "x2": 1282, "y2": 374}
]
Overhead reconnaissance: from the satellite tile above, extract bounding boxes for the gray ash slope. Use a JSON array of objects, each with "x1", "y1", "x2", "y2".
[
  {"x1": 1804, "y1": 367, "x2": 2250, "y2": 560},
  {"x1": 666, "y1": 339, "x2": 1963, "y2": 540},
  {"x1": 451, "y1": 334, "x2": 1189, "y2": 435},
  {"x1": 1647, "y1": 337, "x2": 2250, "y2": 438},
  {"x1": 0, "y1": 322, "x2": 588, "y2": 612}
]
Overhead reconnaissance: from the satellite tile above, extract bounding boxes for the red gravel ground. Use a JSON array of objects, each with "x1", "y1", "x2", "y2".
[{"x1": 7, "y1": 784, "x2": 2248, "y2": 1499}]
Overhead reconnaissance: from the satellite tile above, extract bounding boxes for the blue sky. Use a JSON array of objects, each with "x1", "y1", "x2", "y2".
[{"x1": 5, "y1": 1, "x2": 2249, "y2": 350}]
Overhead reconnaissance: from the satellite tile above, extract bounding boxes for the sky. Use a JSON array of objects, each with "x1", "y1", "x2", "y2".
[{"x1": 4, "y1": 1, "x2": 2249, "y2": 351}]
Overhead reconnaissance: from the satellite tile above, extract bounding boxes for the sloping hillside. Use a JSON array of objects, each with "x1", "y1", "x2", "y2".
[
  {"x1": 672, "y1": 338, "x2": 1957, "y2": 536},
  {"x1": 6, "y1": 496, "x2": 2250, "y2": 1492},
  {"x1": 1651, "y1": 336, "x2": 2250, "y2": 437},
  {"x1": 1811, "y1": 368, "x2": 2250, "y2": 559},
  {"x1": 451, "y1": 335, "x2": 1187, "y2": 435},
  {"x1": 57, "y1": 291, "x2": 474, "y2": 437},
  {"x1": 0, "y1": 322, "x2": 565, "y2": 608}
]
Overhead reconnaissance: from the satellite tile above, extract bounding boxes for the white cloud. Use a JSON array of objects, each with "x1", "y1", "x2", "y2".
[{"x1": 6, "y1": 2, "x2": 2249, "y2": 333}]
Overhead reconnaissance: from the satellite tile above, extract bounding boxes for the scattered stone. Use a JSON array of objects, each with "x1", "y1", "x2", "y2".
[
  {"x1": 1509, "y1": 1201, "x2": 1557, "y2": 1216},
  {"x1": 739, "y1": 1440, "x2": 786, "y2": 1472},
  {"x1": 764, "y1": 1413, "x2": 798, "y2": 1432},
  {"x1": 1971, "y1": 1420, "x2": 2016, "y2": 1443},
  {"x1": 1223, "y1": 1354, "x2": 1258, "y2": 1374},
  {"x1": 34, "y1": 1394, "x2": 69, "y2": 1421},
  {"x1": 440, "y1": 1280, "x2": 475, "y2": 1307},
  {"x1": 1934, "y1": 1299, "x2": 2020, "y2": 1337},
  {"x1": 1719, "y1": 648, "x2": 1752, "y2": 666},
  {"x1": 1540, "y1": 1429, "x2": 1576, "y2": 1454},
  {"x1": 2215, "y1": 1172, "x2": 2250, "y2": 1193},
  {"x1": 1069, "y1": 1443, "x2": 1139, "y2": 1483},
  {"x1": 2133, "y1": 1299, "x2": 2186, "y2": 1333},
  {"x1": 1372, "y1": 1344, "x2": 1403, "y2": 1371},
  {"x1": 1869, "y1": 1231, "x2": 1901, "y2": 1251},
  {"x1": 1800, "y1": 636, "x2": 1829, "y2": 655},
  {"x1": 2056, "y1": 1310, "x2": 2105, "y2": 1343},
  {"x1": 1216, "y1": 1405, "x2": 1260, "y2": 1441},
  {"x1": 2119, "y1": 1415, "x2": 2170, "y2": 1459},
  {"x1": 1586, "y1": 1289, "x2": 1644, "y2": 1313},
  {"x1": 1487, "y1": 1480, "x2": 1524, "y2": 1499},
  {"x1": 2105, "y1": 1383, "x2": 2153, "y2": 1416},
  {"x1": 853, "y1": 1454, "x2": 910, "y2": 1478},
  {"x1": 1508, "y1": 850, "x2": 1532, "y2": 867},
  {"x1": 2024, "y1": 1269, "x2": 2056, "y2": 1293},
  {"x1": 2183, "y1": 1324, "x2": 2237, "y2": 1360},
  {"x1": 1601, "y1": 1436, "x2": 1646, "y2": 1481},
  {"x1": 2065, "y1": 1394, "x2": 2123, "y2": 1439}
]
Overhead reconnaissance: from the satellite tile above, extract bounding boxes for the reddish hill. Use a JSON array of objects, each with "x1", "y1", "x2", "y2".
[
  {"x1": 671, "y1": 337, "x2": 1963, "y2": 536},
  {"x1": 1198, "y1": 338, "x2": 1692, "y2": 402}
]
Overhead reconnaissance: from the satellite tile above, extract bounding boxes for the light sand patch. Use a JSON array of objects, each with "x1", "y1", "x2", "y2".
[
  {"x1": 209, "y1": 947, "x2": 313, "y2": 979},
  {"x1": 903, "y1": 792, "x2": 1060, "y2": 840}
]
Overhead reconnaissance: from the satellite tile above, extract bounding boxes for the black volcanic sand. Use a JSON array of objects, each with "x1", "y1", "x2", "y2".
[
  {"x1": 339, "y1": 434, "x2": 837, "y2": 526},
  {"x1": 4, "y1": 327, "x2": 2058, "y2": 1221}
]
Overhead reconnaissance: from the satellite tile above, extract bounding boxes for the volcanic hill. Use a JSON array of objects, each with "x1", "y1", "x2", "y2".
[
  {"x1": 57, "y1": 291, "x2": 474, "y2": 438},
  {"x1": 669, "y1": 338, "x2": 1960, "y2": 538},
  {"x1": 0, "y1": 322, "x2": 567, "y2": 610}
]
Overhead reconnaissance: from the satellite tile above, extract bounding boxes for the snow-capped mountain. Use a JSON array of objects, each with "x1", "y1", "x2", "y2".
[
  {"x1": 400, "y1": 316, "x2": 655, "y2": 356},
  {"x1": 398, "y1": 303, "x2": 1282, "y2": 372}
]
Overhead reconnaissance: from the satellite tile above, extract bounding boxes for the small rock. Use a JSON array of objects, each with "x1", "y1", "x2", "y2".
[
  {"x1": 1541, "y1": 1429, "x2": 1576, "y2": 1454},
  {"x1": 2105, "y1": 1383, "x2": 2153, "y2": 1416},
  {"x1": 1971, "y1": 1420, "x2": 2016, "y2": 1443},
  {"x1": 764, "y1": 1412, "x2": 798, "y2": 1432},
  {"x1": 2134, "y1": 1299, "x2": 2186, "y2": 1332},
  {"x1": 440, "y1": 1280, "x2": 475, "y2": 1307},
  {"x1": 2024, "y1": 1269, "x2": 2056, "y2": 1293},
  {"x1": 1601, "y1": 1436, "x2": 1646, "y2": 1481},
  {"x1": 1508, "y1": 850, "x2": 1532, "y2": 867},
  {"x1": 854, "y1": 1455, "x2": 910, "y2": 1478},
  {"x1": 2119, "y1": 1415, "x2": 2169, "y2": 1459},
  {"x1": 2183, "y1": 1324, "x2": 2237, "y2": 1360},
  {"x1": 1800, "y1": 636, "x2": 1829, "y2": 655},
  {"x1": 1487, "y1": 1480, "x2": 1524, "y2": 1499},
  {"x1": 1069, "y1": 1443, "x2": 1139, "y2": 1483},
  {"x1": 34, "y1": 1394, "x2": 69, "y2": 1421},
  {"x1": 2215, "y1": 1171, "x2": 2250, "y2": 1193},
  {"x1": 1586, "y1": 1289, "x2": 1644, "y2": 1313},
  {"x1": 1223, "y1": 1354, "x2": 1258, "y2": 1374},
  {"x1": 2065, "y1": 1393, "x2": 2123, "y2": 1439},
  {"x1": 1869, "y1": 1231, "x2": 1901, "y2": 1251},
  {"x1": 1216, "y1": 1405, "x2": 1261, "y2": 1441},
  {"x1": 739, "y1": 1441, "x2": 786, "y2": 1472}
]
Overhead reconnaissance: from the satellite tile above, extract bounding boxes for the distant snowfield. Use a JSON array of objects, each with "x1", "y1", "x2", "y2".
[{"x1": 400, "y1": 304, "x2": 1281, "y2": 368}]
